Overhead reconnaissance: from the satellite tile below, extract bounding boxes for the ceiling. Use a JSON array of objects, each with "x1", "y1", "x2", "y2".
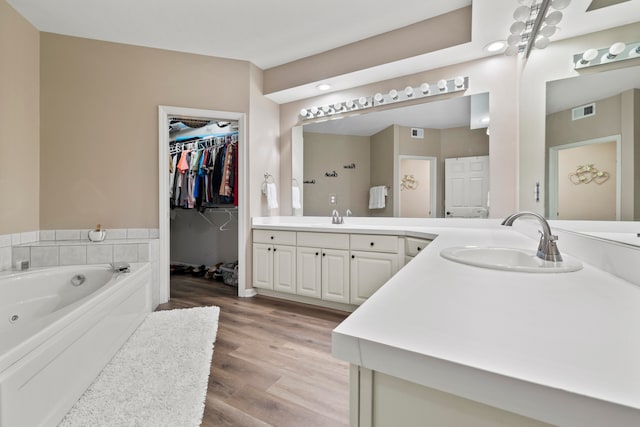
[{"x1": 7, "y1": 0, "x2": 640, "y2": 103}]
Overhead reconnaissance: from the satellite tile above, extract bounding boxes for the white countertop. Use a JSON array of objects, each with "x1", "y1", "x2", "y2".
[{"x1": 252, "y1": 216, "x2": 640, "y2": 426}]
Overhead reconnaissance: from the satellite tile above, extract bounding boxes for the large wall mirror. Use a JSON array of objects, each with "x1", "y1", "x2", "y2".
[
  {"x1": 546, "y1": 65, "x2": 640, "y2": 222},
  {"x1": 292, "y1": 93, "x2": 491, "y2": 218}
]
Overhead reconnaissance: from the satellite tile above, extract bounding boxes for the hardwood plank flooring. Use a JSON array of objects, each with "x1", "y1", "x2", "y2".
[{"x1": 157, "y1": 275, "x2": 350, "y2": 427}]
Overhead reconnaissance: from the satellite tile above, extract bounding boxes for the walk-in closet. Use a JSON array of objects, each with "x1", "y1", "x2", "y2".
[{"x1": 168, "y1": 116, "x2": 239, "y2": 287}]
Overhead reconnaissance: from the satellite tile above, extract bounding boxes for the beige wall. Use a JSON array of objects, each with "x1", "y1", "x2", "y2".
[
  {"x1": 279, "y1": 55, "x2": 518, "y2": 218},
  {"x1": 0, "y1": 0, "x2": 40, "y2": 234},
  {"x1": 303, "y1": 132, "x2": 371, "y2": 216},
  {"x1": 39, "y1": 33, "x2": 252, "y2": 229},
  {"x1": 370, "y1": 126, "x2": 396, "y2": 217},
  {"x1": 519, "y1": 22, "x2": 640, "y2": 217},
  {"x1": 399, "y1": 158, "x2": 431, "y2": 218}
]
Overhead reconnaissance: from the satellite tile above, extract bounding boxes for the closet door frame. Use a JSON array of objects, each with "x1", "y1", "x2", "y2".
[{"x1": 158, "y1": 106, "x2": 251, "y2": 304}]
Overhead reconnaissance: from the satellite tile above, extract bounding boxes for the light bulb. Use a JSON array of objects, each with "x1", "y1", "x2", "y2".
[
  {"x1": 535, "y1": 36, "x2": 550, "y2": 49},
  {"x1": 420, "y1": 83, "x2": 430, "y2": 94},
  {"x1": 389, "y1": 89, "x2": 398, "y2": 100},
  {"x1": 316, "y1": 83, "x2": 331, "y2": 91},
  {"x1": 607, "y1": 42, "x2": 626, "y2": 59},
  {"x1": 300, "y1": 108, "x2": 308, "y2": 117},
  {"x1": 513, "y1": 6, "x2": 531, "y2": 21},
  {"x1": 358, "y1": 96, "x2": 368, "y2": 106},
  {"x1": 454, "y1": 77, "x2": 465, "y2": 88},
  {"x1": 545, "y1": 11, "x2": 563, "y2": 25},
  {"x1": 437, "y1": 79, "x2": 447, "y2": 91},
  {"x1": 504, "y1": 45, "x2": 520, "y2": 56},
  {"x1": 345, "y1": 100, "x2": 355, "y2": 109},
  {"x1": 551, "y1": 0, "x2": 571, "y2": 10},
  {"x1": 322, "y1": 105, "x2": 332, "y2": 113},
  {"x1": 539, "y1": 25, "x2": 557, "y2": 38},
  {"x1": 580, "y1": 48, "x2": 598, "y2": 64},
  {"x1": 334, "y1": 102, "x2": 343, "y2": 111},
  {"x1": 374, "y1": 93, "x2": 383, "y2": 103},
  {"x1": 404, "y1": 86, "x2": 414, "y2": 97},
  {"x1": 510, "y1": 21, "x2": 526, "y2": 34},
  {"x1": 508, "y1": 34, "x2": 523, "y2": 46}
]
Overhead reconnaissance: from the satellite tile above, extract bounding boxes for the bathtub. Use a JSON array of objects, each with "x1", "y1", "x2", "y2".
[{"x1": 0, "y1": 263, "x2": 151, "y2": 427}]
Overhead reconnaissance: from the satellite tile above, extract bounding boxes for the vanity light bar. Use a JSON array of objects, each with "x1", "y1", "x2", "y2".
[
  {"x1": 574, "y1": 41, "x2": 640, "y2": 70},
  {"x1": 299, "y1": 77, "x2": 469, "y2": 121}
]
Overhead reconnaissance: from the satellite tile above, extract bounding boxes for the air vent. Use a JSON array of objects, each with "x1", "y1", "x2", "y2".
[
  {"x1": 411, "y1": 128, "x2": 424, "y2": 139},
  {"x1": 572, "y1": 103, "x2": 596, "y2": 120}
]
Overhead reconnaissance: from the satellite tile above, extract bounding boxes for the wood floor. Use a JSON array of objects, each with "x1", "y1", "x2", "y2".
[{"x1": 157, "y1": 275, "x2": 351, "y2": 427}]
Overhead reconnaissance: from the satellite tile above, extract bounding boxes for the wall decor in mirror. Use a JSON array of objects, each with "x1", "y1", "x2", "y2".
[{"x1": 292, "y1": 93, "x2": 491, "y2": 219}]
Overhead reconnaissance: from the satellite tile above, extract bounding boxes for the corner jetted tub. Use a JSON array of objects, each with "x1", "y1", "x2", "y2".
[{"x1": 0, "y1": 263, "x2": 151, "y2": 427}]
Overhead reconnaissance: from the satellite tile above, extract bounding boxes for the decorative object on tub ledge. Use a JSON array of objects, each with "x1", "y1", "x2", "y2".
[
  {"x1": 299, "y1": 77, "x2": 468, "y2": 121},
  {"x1": 58, "y1": 306, "x2": 219, "y2": 427},
  {"x1": 87, "y1": 224, "x2": 106, "y2": 242},
  {"x1": 568, "y1": 164, "x2": 610, "y2": 185},
  {"x1": 262, "y1": 173, "x2": 279, "y2": 209},
  {"x1": 325, "y1": 170, "x2": 338, "y2": 177},
  {"x1": 401, "y1": 174, "x2": 418, "y2": 191}
]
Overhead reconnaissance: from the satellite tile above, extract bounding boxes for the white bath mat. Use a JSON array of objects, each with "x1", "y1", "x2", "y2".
[{"x1": 58, "y1": 306, "x2": 220, "y2": 427}]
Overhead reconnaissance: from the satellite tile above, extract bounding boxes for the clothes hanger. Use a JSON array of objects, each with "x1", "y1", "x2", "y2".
[{"x1": 219, "y1": 209, "x2": 235, "y2": 231}]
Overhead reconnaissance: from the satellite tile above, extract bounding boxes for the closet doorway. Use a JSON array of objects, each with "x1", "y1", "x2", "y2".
[{"x1": 158, "y1": 106, "x2": 250, "y2": 305}]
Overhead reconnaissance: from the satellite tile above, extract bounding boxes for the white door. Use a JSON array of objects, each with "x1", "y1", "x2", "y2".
[
  {"x1": 444, "y1": 156, "x2": 489, "y2": 218},
  {"x1": 273, "y1": 245, "x2": 296, "y2": 294},
  {"x1": 252, "y1": 243, "x2": 273, "y2": 290},
  {"x1": 350, "y1": 251, "x2": 398, "y2": 305},
  {"x1": 297, "y1": 246, "x2": 322, "y2": 298},
  {"x1": 321, "y1": 249, "x2": 350, "y2": 304}
]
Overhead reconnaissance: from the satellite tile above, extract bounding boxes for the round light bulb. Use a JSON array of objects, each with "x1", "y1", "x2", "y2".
[
  {"x1": 535, "y1": 36, "x2": 550, "y2": 50},
  {"x1": 322, "y1": 105, "x2": 332, "y2": 113},
  {"x1": 510, "y1": 21, "x2": 526, "y2": 34},
  {"x1": 404, "y1": 86, "x2": 414, "y2": 97},
  {"x1": 420, "y1": 83, "x2": 430, "y2": 94},
  {"x1": 508, "y1": 34, "x2": 523, "y2": 46},
  {"x1": 454, "y1": 76, "x2": 465, "y2": 88},
  {"x1": 358, "y1": 96, "x2": 368, "y2": 106},
  {"x1": 345, "y1": 100, "x2": 355, "y2": 109},
  {"x1": 608, "y1": 42, "x2": 626, "y2": 57},
  {"x1": 517, "y1": 0, "x2": 533, "y2": 4},
  {"x1": 310, "y1": 106, "x2": 319, "y2": 115},
  {"x1": 374, "y1": 93, "x2": 383, "y2": 103},
  {"x1": 334, "y1": 102, "x2": 343, "y2": 111},
  {"x1": 581, "y1": 48, "x2": 598, "y2": 63},
  {"x1": 389, "y1": 89, "x2": 398, "y2": 100},
  {"x1": 513, "y1": 5, "x2": 531, "y2": 21},
  {"x1": 545, "y1": 11, "x2": 563, "y2": 25},
  {"x1": 437, "y1": 79, "x2": 447, "y2": 91},
  {"x1": 504, "y1": 45, "x2": 520, "y2": 56},
  {"x1": 539, "y1": 25, "x2": 557, "y2": 37},
  {"x1": 300, "y1": 108, "x2": 308, "y2": 117},
  {"x1": 551, "y1": 0, "x2": 571, "y2": 10}
]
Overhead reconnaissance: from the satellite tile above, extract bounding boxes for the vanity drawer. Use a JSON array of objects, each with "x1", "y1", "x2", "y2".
[
  {"x1": 297, "y1": 232, "x2": 349, "y2": 249},
  {"x1": 350, "y1": 234, "x2": 399, "y2": 253},
  {"x1": 405, "y1": 237, "x2": 431, "y2": 257},
  {"x1": 253, "y1": 229, "x2": 297, "y2": 245}
]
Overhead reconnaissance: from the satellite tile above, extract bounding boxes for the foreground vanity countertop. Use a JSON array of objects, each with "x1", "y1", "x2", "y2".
[{"x1": 252, "y1": 216, "x2": 640, "y2": 426}]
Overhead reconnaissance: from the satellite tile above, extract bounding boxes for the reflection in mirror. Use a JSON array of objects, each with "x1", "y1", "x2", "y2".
[
  {"x1": 546, "y1": 65, "x2": 640, "y2": 221},
  {"x1": 293, "y1": 93, "x2": 491, "y2": 218}
]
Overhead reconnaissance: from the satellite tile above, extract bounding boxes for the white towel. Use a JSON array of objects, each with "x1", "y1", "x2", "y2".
[
  {"x1": 292, "y1": 186, "x2": 301, "y2": 210},
  {"x1": 265, "y1": 183, "x2": 278, "y2": 209},
  {"x1": 368, "y1": 186, "x2": 387, "y2": 209}
]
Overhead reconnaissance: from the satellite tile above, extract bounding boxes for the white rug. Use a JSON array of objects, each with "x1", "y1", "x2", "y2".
[{"x1": 59, "y1": 306, "x2": 220, "y2": 427}]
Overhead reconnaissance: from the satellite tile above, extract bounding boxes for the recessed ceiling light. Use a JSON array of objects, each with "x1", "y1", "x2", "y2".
[
  {"x1": 485, "y1": 41, "x2": 506, "y2": 52},
  {"x1": 481, "y1": 117, "x2": 490, "y2": 123},
  {"x1": 317, "y1": 83, "x2": 331, "y2": 91}
]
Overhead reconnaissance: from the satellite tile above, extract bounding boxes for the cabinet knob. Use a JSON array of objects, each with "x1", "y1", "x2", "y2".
[
  {"x1": 351, "y1": 255, "x2": 355, "y2": 259},
  {"x1": 268, "y1": 247, "x2": 271, "y2": 251},
  {"x1": 417, "y1": 247, "x2": 421, "y2": 251},
  {"x1": 273, "y1": 248, "x2": 277, "y2": 252},
  {"x1": 322, "y1": 253, "x2": 326, "y2": 257},
  {"x1": 370, "y1": 242, "x2": 374, "y2": 246},
  {"x1": 315, "y1": 252, "x2": 319, "y2": 256},
  {"x1": 270, "y1": 236, "x2": 274, "y2": 240}
]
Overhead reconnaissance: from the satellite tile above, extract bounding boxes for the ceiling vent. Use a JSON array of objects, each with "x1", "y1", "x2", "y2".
[
  {"x1": 572, "y1": 103, "x2": 596, "y2": 121},
  {"x1": 411, "y1": 128, "x2": 424, "y2": 139}
]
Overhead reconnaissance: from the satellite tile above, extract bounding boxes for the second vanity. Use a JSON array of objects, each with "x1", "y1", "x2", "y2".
[{"x1": 252, "y1": 216, "x2": 640, "y2": 427}]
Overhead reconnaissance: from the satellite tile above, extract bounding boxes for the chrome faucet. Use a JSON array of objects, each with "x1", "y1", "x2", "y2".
[
  {"x1": 501, "y1": 211, "x2": 563, "y2": 262},
  {"x1": 331, "y1": 209, "x2": 344, "y2": 224},
  {"x1": 345, "y1": 209, "x2": 352, "y2": 217}
]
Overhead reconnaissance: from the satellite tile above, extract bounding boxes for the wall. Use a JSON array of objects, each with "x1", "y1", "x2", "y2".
[
  {"x1": 279, "y1": 55, "x2": 518, "y2": 219},
  {"x1": 399, "y1": 159, "x2": 431, "y2": 218},
  {"x1": 302, "y1": 132, "x2": 371, "y2": 216},
  {"x1": 370, "y1": 126, "x2": 396, "y2": 217},
  {"x1": 635, "y1": 90, "x2": 640, "y2": 220},
  {"x1": 518, "y1": 22, "x2": 640, "y2": 217},
  {"x1": 0, "y1": 0, "x2": 40, "y2": 234},
  {"x1": 39, "y1": 33, "x2": 252, "y2": 229}
]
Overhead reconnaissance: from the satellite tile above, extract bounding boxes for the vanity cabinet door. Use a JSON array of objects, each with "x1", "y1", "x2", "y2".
[
  {"x1": 321, "y1": 249, "x2": 350, "y2": 304},
  {"x1": 350, "y1": 251, "x2": 398, "y2": 305},
  {"x1": 273, "y1": 245, "x2": 296, "y2": 294},
  {"x1": 252, "y1": 243, "x2": 273, "y2": 290},
  {"x1": 297, "y1": 246, "x2": 322, "y2": 298}
]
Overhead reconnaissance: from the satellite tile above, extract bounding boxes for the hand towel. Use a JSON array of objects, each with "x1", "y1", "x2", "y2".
[
  {"x1": 292, "y1": 186, "x2": 302, "y2": 210},
  {"x1": 266, "y1": 183, "x2": 279, "y2": 209},
  {"x1": 368, "y1": 186, "x2": 387, "y2": 209}
]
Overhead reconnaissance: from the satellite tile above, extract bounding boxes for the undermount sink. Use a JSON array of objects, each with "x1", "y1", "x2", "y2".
[{"x1": 440, "y1": 246, "x2": 583, "y2": 273}]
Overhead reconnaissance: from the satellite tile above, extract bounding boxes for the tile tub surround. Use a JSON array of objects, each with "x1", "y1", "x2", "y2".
[{"x1": 0, "y1": 228, "x2": 159, "y2": 270}]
